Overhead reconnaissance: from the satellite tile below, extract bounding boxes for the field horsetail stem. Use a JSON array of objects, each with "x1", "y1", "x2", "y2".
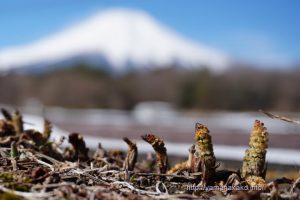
[
  {"x1": 141, "y1": 134, "x2": 168, "y2": 174},
  {"x1": 122, "y1": 137, "x2": 138, "y2": 171},
  {"x1": 13, "y1": 110, "x2": 24, "y2": 135},
  {"x1": 43, "y1": 119, "x2": 52, "y2": 141},
  {"x1": 194, "y1": 123, "x2": 218, "y2": 186},
  {"x1": 1, "y1": 107, "x2": 300, "y2": 199},
  {"x1": 241, "y1": 120, "x2": 268, "y2": 189}
]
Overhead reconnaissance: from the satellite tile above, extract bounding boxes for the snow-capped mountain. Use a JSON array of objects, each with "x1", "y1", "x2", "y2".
[{"x1": 0, "y1": 8, "x2": 231, "y2": 72}]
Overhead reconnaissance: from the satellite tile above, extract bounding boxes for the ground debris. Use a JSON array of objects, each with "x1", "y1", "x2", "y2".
[{"x1": 0, "y1": 108, "x2": 299, "y2": 199}]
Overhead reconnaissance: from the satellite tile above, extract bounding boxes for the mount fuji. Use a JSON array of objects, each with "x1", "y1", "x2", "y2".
[{"x1": 0, "y1": 8, "x2": 231, "y2": 73}]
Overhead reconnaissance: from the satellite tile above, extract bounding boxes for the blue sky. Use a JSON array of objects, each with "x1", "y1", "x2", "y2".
[{"x1": 0, "y1": 0, "x2": 299, "y2": 66}]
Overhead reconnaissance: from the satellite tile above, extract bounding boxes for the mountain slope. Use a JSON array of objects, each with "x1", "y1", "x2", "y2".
[{"x1": 0, "y1": 8, "x2": 231, "y2": 72}]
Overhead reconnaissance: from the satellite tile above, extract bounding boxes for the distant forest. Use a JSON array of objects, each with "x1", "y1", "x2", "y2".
[{"x1": 1, "y1": 64, "x2": 300, "y2": 111}]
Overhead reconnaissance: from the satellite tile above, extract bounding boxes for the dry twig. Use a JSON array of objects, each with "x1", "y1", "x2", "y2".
[{"x1": 259, "y1": 109, "x2": 300, "y2": 125}]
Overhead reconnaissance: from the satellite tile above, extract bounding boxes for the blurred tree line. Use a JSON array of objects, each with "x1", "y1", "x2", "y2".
[{"x1": 0, "y1": 64, "x2": 300, "y2": 111}]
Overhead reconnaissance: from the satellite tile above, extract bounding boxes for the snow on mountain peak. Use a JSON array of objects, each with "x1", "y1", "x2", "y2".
[{"x1": 0, "y1": 8, "x2": 231, "y2": 72}]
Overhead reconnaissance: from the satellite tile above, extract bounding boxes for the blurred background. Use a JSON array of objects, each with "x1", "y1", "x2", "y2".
[{"x1": 0, "y1": 0, "x2": 300, "y2": 177}]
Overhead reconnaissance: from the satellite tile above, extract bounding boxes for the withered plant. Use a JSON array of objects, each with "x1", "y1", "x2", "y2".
[
  {"x1": 1, "y1": 108, "x2": 12, "y2": 121},
  {"x1": 67, "y1": 133, "x2": 89, "y2": 161},
  {"x1": 141, "y1": 134, "x2": 168, "y2": 174},
  {"x1": 123, "y1": 137, "x2": 138, "y2": 171},
  {"x1": 0, "y1": 108, "x2": 299, "y2": 200},
  {"x1": 43, "y1": 119, "x2": 52, "y2": 141},
  {"x1": 12, "y1": 110, "x2": 23, "y2": 135}
]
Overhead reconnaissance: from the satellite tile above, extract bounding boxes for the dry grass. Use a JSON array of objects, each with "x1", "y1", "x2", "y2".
[{"x1": 0, "y1": 108, "x2": 299, "y2": 199}]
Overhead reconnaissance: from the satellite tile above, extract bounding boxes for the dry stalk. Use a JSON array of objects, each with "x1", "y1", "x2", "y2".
[
  {"x1": 1, "y1": 108, "x2": 12, "y2": 121},
  {"x1": 122, "y1": 137, "x2": 138, "y2": 171},
  {"x1": 141, "y1": 134, "x2": 168, "y2": 174},
  {"x1": 290, "y1": 177, "x2": 300, "y2": 194},
  {"x1": 130, "y1": 171, "x2": 197, "y2": 180},
  {"x1": 12, "y1": 110, "x2": 23, "y2": 135},
  {"x1": 259, "y1": 109, "x2": 300, "y2": 125},
  {"x1": 43, "y1": 119, "x2": 52, "y2": 140},
  {"x1": 112, "y1": 181, "x2": 160, "y2": 196},
  {"x1": 0, "y1": 185, "x2": 53, "y2": 198},
  {"x1": 187, "y1": 144, "x2": 196, "y2": 170},
  {"x1": 68, "y1": 133, "x2": 89, "y2": 161}
]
